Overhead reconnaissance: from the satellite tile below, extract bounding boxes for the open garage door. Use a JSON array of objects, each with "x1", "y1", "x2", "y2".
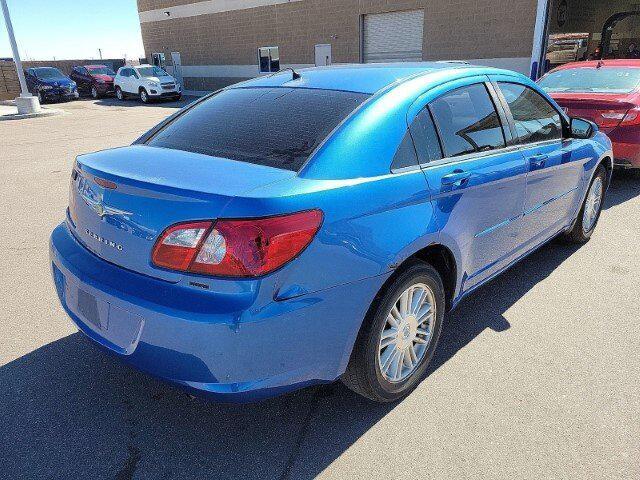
[
  {"x1": 362, "y1": 10, "x2": 424, "y2": 63},
  {"x1": 543, "y1": 0, "x2": 640, "y2": 73}
]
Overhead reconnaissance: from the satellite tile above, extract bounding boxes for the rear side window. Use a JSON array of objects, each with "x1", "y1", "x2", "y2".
[
  {"x1": 498, "y1": 82, "x2": 562, "y2": 144},
  {"x1": 391, "y1": 131, "x2": 420, "y2": 170},
  {"x1": 147, "y1": 87, "x2": 369, "y2": 171},
  {"x1": 429, "y1": 83, "x2": 505, "y2": 158},
  {"x1": 409, "y1": 107, "x2": 443, "y2": 164}
]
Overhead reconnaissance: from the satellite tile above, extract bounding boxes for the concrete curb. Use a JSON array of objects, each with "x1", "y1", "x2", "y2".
[{"x1": 0, "y1": 107, "x2": 64, "y2": 121}]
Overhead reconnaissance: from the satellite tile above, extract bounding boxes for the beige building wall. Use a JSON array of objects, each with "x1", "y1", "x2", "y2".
[{"x1": 137, "y1": 0, "x2": 540, "y2": 91}]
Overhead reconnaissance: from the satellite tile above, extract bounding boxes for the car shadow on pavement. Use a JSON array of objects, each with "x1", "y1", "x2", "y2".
[
  {"x1": 0, "y1": 242, "x2": 586, "y2": 480},
  {"x1": 603, "y1": 170, "x2": 640, "y2": 210},
  {"x1": 1, "y1": 175, "x2": 634, "y2": 480}
]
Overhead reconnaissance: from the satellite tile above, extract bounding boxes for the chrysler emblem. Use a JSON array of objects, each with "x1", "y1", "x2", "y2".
[{"x1": 77, "y1": 177, "x2": 132, "y2": 219}]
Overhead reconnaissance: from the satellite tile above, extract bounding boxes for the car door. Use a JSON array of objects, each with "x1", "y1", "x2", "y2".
[
  {"x1": 127, "y1": 69, "x2": 140, "y2": 93},
  {"x1": 410, "y1": 78, "x2": 528, "y2": 294},
  {"x1": 491, "y1": 78, "x2": 586, "y2": 247}
]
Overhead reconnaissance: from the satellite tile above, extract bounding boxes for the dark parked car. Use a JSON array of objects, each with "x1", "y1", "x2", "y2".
[
  {"x1": 70, "y1": 65, "x2": 116, "y2": 99},
  {"x1": 24, "y1": 67, "x2": 78, "y2": 103}
]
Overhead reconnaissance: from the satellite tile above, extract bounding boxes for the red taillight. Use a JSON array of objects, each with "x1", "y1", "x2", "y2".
[
  {"x1": 151, "y1": 210, "x2": 323, "y2": 278},
  {"x1": 152, "y1": 221, "x2": 212, "y2": 271},
  {"x1": 597, "y1": 107, "x2": 640, "y2": 128},
  {"x1": 620, "y1": 107, "x2": 640, "y2": 126}
]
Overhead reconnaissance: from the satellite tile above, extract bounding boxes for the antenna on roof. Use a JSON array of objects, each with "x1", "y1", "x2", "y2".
[
  {"x1": 269, "y1": 67, "x2": 301, "y2": 80},
  {"x1": 283, "y1": 67, "x2": 301, "y2": 80}
]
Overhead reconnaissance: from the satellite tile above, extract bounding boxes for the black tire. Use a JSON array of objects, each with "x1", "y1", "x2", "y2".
[
  {"x1": 91, "y1": 85, "x2": 100, "y2": 99},
  {"x1": 115, "y1": 86, "x2": 125, "y2": 101},
  {"x1": 341, "y1": 260, "x2": 445, "y2": 403},
  {"x1": 37, "y1": 90, "x2": 45, "y2": 104},
  {"x1": 139, "y1": 88, "x2": 150, "y2": 103},
  {"x1": 564, "y1": 165, "x2": 607, "y2": 244}
]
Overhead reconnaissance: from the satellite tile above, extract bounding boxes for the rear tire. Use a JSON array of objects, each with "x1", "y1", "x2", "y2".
[
  {"x1": 91, "y1": 85, "x2": 100, "y2": 99},
  {"x1": 341, "y1": 261, "x2": 445, "y2": 403},
  {"x1": 564, "y1": 166, "x2": 607, "y2": 244},
  {"x1": 115, "y1": 86, "x2": 124, "y2": 101}
]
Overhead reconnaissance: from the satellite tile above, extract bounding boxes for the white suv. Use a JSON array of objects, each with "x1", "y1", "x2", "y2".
[{"x1": 114, "y1": 65, "x2": 182, "y2": 103}]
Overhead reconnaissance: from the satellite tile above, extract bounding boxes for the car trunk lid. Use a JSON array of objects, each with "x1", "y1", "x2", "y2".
[
  {"x1": 551, "y1": 92, "x2": 637, "y2": 131},
  {"x1": 69, "y1": 145, "x2": 295, "y2": 282}
]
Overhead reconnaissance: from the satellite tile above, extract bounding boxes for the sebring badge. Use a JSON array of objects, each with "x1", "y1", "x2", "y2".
[{"x1": 85, "y1": 229, "x2": 123, "y2": 251}]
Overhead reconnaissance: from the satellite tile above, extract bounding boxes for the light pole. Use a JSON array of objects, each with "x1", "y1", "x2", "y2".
[{"x1": 0, "y1": 0, "x2": 40, "y2": 113}]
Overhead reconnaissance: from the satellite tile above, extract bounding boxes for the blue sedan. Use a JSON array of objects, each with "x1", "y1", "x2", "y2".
[{"x1": 50, "y1": 63, "x2": 612, "y2": 402}]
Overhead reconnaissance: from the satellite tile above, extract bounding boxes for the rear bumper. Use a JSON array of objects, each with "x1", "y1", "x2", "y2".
[
  {"x1": 50, "y1": 222, "x2": 384, "y2": 402},
  {"x1": 608, "y1": 126, "x2": 640, "y2": 168}
]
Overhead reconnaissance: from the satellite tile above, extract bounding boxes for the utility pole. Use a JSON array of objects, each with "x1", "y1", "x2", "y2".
[
  {"x1": 98, "y1": 48, "x2": 102, "y2": 60},
  {"x1": 0, "y1": 0, "x2": 40, "y2": 113}
]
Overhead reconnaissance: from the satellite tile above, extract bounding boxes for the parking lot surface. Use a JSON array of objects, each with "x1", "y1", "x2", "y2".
[{"x1": 0, "y1": 98, "x2": 638, "y2": 480}]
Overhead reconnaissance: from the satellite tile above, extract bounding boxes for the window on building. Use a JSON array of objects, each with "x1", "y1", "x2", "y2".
[
  {"x1": 147, "y1": 87, "x2": 370, "y2": 171},
  {"x1": 497, "y1": 82, "x2": 562, "y2": 144},
  {"x1": 429, "y1": 84, "x2": 505, "y2": 158},
  {"x1": 258, "y1": 46, "x2": 280, "y2": 73}
]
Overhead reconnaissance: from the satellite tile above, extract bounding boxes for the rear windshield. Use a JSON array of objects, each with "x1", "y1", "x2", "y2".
[
  {"x1": 147, "y1": 87, "x2": 369, "y2": 171},
  {"x1": 539, "y1": 67, "x2": 640, "y2": 94}
]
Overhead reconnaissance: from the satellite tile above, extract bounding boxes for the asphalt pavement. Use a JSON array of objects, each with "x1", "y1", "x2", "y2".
[{"x1": 0, "y1": 97, "x2": 638, "y2": 480}]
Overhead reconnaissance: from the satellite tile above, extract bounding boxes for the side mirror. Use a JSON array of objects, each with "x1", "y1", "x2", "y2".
[{"x1": 570, "y1": 117, "x2": 597, "y2": 139}]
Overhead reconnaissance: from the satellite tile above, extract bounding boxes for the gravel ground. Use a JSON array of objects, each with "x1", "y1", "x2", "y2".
[{"x1": 0, "y1": 97, "x2": 638, "y2": 480}]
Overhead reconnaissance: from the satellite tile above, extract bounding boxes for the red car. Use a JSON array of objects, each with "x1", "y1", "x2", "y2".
[
  {"x1": 69, "y1": 64, "x2": 116, "y2": 99},
  {"x1": 539, "y1": 60, "x2": 640, "y2": 171}
]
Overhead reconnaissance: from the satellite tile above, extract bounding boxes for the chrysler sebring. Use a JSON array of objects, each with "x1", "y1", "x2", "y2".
[{"x1": 50, "y1": 63, "x2": 612, "y2": 402}]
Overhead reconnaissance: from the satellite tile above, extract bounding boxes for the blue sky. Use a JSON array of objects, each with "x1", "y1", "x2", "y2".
[{"x1": 0, "y1": 0, "x2": 145, "y2": 61}]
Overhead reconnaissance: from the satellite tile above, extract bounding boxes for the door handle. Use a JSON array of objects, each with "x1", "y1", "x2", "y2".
[
  {"x1": 441, "y1": 170, "x2": 471, "y2": 187},
  {"x1": 529, "y1": 154, "x2": 548, "y2": 169}
]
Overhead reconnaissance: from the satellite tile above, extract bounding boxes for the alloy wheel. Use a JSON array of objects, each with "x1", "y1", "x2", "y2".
[
  {"x1": 582, "y1": 176, "x2": 603, "y2": 233},
  {"x1": 91, "y1": 86, "x2": 98, "y2": 99},
  {"x1": 377, "y1": 283, "x2": 436, "y2": 383}
]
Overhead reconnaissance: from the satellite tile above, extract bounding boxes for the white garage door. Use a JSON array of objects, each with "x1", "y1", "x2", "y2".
[{"x1": 363, "y1": 10, "x2": 425, "y2": 63}]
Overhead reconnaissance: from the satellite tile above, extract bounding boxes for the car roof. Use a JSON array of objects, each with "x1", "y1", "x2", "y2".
[
  {"x1": 232, "y1": 62, "x2": 511, "y2": 94},
  {"x1": 552, "y1": 59, "x2": 640, "y2": 71},
  {"x1": 85, "y1": 64, "x2": 109, "y2": 69}
]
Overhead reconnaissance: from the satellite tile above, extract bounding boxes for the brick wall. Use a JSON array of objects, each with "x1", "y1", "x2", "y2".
[
  {"x1": 0, "y1": 61, "x2": 20, "y2": 101},
  {"x1": 138, "y1": 0, "x2": 539, "y2": 90}
]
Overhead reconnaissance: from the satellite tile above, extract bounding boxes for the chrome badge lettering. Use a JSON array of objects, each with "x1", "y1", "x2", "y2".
[{"x1": 85, "y1": 229, "x2": 123, "y2": 251}]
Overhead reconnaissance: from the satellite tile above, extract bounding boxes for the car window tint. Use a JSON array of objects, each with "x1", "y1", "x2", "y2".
[
  {"x1": 409, "y1": 107, "x2": 443, "y2": 164},
  {"x1": 391, "y1": 131, "x2": 420, "y2": 170},
  {"x1": 429, "y1": 83, "x2": 505, "y2": 157},
  {"x1": 498, "y1": 82, "x2": 562, "y2": 143},
  {"x1": 147, "y1": 87, "x2": 369, "y2": 171}
]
